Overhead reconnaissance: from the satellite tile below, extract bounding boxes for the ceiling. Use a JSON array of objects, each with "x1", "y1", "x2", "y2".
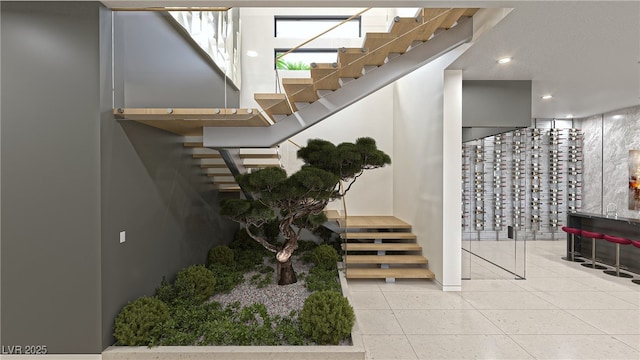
[{"x1": 102, "y1": 0, "x2": 640, "y2": 119}]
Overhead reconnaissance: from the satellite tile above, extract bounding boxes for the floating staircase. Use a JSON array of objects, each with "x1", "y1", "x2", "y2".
[
  {"x1": 113, "y1": 8, "x2": 480, "y2": 193},
  {"x1": 202, "y1": 7, "x2": 477, "y2": 148},
  {"x1": 329, "y1": 213, "x2": 435, "y2": 281}
]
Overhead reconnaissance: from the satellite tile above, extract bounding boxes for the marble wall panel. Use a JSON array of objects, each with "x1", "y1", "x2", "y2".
[
  {"x1": 578, "y1": 104, "x2": 640, "y2": 219},
  {"x1": 578, "y1": 114, "x2": 603, "y2": 214}
]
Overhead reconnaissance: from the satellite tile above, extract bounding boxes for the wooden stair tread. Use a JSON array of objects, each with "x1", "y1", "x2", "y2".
[
  {"x1": 462, "y1": 9, "x2": 479, "y2": 17},
  {"x1": 414, "y1": 8, "x2": 450, "y2": 41},
  {"x1": 114, "y1": 108, "x2": 269, "y2": 136},
  {"x1": 363, "y1": 33, "x2": 397, "y2": 66},
  {"x1": 254, "y1": 93, "x2": 292, "y2": 121},
  {"x1": 345, "y1": 255, "x2": 428, "y2": 264},
  {"x1": 346, "y1": 267, "x2": 435, "y2": 279},
  {"x1": 310, "y1": 63, "x2": 341, "y2": 90},
  {"x1": 343, "y1": 243, "x2": 422, "y2": 251},
  {"x1": 337, "y1": 47, "x2": 368, "y2": 78},
  {"x1": 389, "y1": 16, "x2": 421, "y2": 35},
  {"x1": 387, "y1": 17, "x2": 422, "y2": 54},
  {"x1": 341, "y1": 232, "x2": 416, "y2": 239},
  {"x1": 439, "y1": 8, "x2": 468, "y2": 29},
  {"x1": 282, "y1": 78, "x2": 319, "y2": 103},
  {"x1": 338, "y1": 216, "x2": 412, "y2": 229}
]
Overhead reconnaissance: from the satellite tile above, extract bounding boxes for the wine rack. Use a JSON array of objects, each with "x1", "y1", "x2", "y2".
[{"x1": 462, "y1": 127, "x2": 583, "y2": 240}]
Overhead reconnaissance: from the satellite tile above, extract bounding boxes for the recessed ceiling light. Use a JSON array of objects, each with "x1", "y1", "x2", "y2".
[
  {"x1": 612, "y1": 115, "x2": 623, "y2": 120},
  {"x1": 566, "y1": 114, "x2": 574, "y2": 118},
  {"x1": 246, "y1": 50, "x2": 258, "y2": 57},
  {"x1": 497, "y1": 57, "x2": 512, "y2": 64},
  {"x1": 541, "y1": 94, "x2": 553, "y2": 100}
]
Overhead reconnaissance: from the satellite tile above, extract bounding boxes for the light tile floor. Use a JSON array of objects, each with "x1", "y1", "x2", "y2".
[{"x1": 346, "y1": 240, "x2": 640, "y2": 360}]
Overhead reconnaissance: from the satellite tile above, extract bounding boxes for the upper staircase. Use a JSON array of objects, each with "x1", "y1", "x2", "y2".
[
  {"x1": 114, "y1": 8, "x2": 479, "y2": 192},
  {"x1": 326, "y1": 211, "x2": 435, "y2": 281},
  {"x1": 203, "y1": 7, "x2": 476, "y2": 148}
]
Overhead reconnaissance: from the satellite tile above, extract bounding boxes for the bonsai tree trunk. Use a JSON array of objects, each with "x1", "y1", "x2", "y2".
[
  {"x1": 277, "y1": 258, "x2": 297, "y2": 285},
  {"x1": 276, "y1": 218, "x2": 299, "y2": 285}
]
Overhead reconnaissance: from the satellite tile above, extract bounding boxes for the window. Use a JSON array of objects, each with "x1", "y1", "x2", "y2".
[
  {"x1": 274, "y1": 16, "x2": 361, "y2": 39},
  {"x1": 275, "y1": 49, "x2": 338, "y2": 70}
]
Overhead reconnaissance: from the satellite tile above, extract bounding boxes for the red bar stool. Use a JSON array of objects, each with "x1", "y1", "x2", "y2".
[
  {"x1": 603, "y1": 235, "x2": 633, "y2": 278},
  {"x1": 580, "y1": 230, "x2": 607, "y2": 270},
  {"x1": 561, "y1": 226, "x2": 585, "y2": 262},
  {"x1": 632, "y1": 240, "x2": 640, "y2": 285}
]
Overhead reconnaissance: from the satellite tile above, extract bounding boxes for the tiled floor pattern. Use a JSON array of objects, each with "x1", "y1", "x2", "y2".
[{"x1": 346, "y1": 240, "x2": 640, "y2": 360}]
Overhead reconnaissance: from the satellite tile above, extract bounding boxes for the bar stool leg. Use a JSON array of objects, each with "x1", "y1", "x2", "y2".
[
  {"x1": 581, "y1": 237, "x2": 606, "y2": 270},
  {"x1": 603, "y1": 243, "x2": 633, "y2": 278},
  {"x1": 562, "y1": 233, "x2": 585, "y2": 262},
  {"x1": 571, "y1": 233, "x2": 585, "y2": 262}
]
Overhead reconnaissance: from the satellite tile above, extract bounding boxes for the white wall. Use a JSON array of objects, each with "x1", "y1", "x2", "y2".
[
  {"x1": 284, "y1": 85, "x2": 395, "y2": 215},
  {"x1": 392, "y1": 47, "x2": 468, "y2": 288},
  {"x1": 239, "y1": 8, "x2": 395, "y2": 215}
]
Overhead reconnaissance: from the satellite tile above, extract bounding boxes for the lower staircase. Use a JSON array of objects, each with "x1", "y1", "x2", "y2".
[{"x1": 327, "y1": 211, "x2": 435, "y2": 282}]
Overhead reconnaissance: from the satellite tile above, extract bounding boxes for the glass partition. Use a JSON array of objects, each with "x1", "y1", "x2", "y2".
[{"x1": 461, "y1": 127, "x2": 584, "y2": 280}]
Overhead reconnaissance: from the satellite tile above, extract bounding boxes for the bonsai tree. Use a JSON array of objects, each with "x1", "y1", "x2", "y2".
[{"x1": 220, "y1": 137, "x2": 391, "y2": 285}]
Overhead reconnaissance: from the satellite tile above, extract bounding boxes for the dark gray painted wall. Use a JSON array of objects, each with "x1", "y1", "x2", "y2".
[
  {"x1": 1, "y1": 2, "x2": 239, "y2": 353},
  {"x1": 116, "y1": 11, "x2": 240, "y2": 108},
  {"x1": 1, "y1": 1, "x2": 102, "y2": 353},
  {"x1": 462, "y1": 80, "x2": 532, "y2": 141},
  {"x1": 102, "y1": 10, "x2": 239, "y2": 349}
]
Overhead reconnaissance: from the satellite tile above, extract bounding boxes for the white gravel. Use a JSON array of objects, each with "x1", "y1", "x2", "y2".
[{"x1": 210, "y1": 256, "x2": 313, "y2": 317}]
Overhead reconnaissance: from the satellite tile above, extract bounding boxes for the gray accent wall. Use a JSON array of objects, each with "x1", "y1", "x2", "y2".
[
  {"x1": 115, "y1": 11, "x2": 240, "y2": 108},
  {"x1": 462, "y1": 80, "x2": 532, "y2": 142},
  {"x1": 1, "y1": 2, "x2": 103, "y2": 353},
  {"x1": 578, "y1": 105, "x2": 640, "y2": 219},
  {"x1": 107, "y1": 10, "x2": 239, "y2": 349},
  {"x1": 1, "y1": 2, "x2": 239, "y2": 353}
]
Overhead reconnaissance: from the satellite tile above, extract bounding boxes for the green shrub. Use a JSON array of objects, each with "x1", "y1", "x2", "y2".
[
  {"x1": 311, "y1": 244, "x2": 340, "y2": 270},
  {"x1": 161, "y1": 301, "x2": 226, "y2": 345},
  {"x1": 208, "y1": 263, "x2": 244, "y2": 294},
  {"x1": 208, "y1": 245, "x2": 235, "y2": 267},
  {"x1": 300, "y1": 290, "x2": 354, "y2": 345},
  {"x1": 114, "y1": 296, "x2": 170, "y2": 346},
  {"x1": 174, "y1": 265, "x2": 216, "y2": 303},
  {"x1": 229, "y1": 230, "x2": 271, "y2": 272},
  {"x1": 154, "y1": 276, "x2": 176, "y2": 304},
  {"x1": 305, "y1": 267, "x2": 340, "y2": 292}
]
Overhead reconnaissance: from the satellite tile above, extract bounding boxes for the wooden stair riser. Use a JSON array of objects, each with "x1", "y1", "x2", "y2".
[{"x1": 310, "y1": 63, "x2": 341, "y2": 90}]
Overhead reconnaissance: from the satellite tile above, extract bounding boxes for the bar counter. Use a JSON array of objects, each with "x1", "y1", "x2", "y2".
[{"x1": 567, "y1": 212, "x2": 640, "y2": 274}]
